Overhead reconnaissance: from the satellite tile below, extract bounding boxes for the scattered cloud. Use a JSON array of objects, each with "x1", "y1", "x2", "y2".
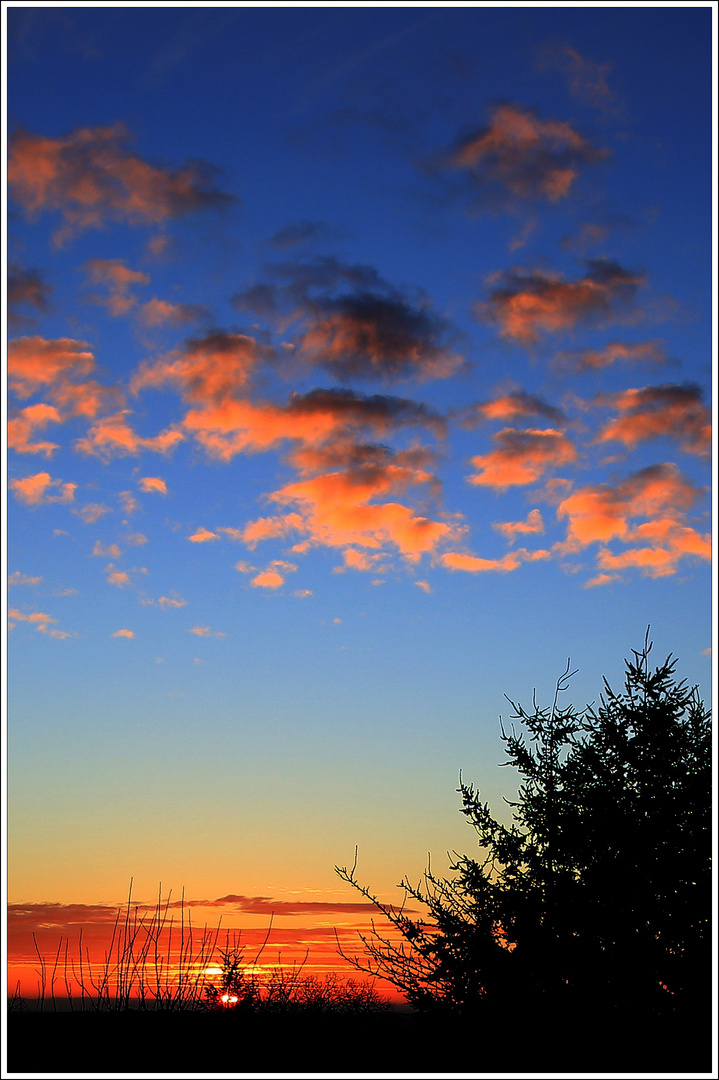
[
  {"x1": 595, "y1": 383, "x2": 710, "y2": 456},
  {"x1": 440, "y1": 103, "x2": 608, "y2": 206},
  {"x1": 8, "y1": 336, "x2": 119, "y2": 426},
  {"x1": 250, "y1": 570, "x2": 286, "y2": 589},
  {"x1": 493, "y1": 508, "x2": 545, "y2": 543},
  {"x1": 555, "y1": 462, "x2": 709, "y2": 578},
  {"x1": 468, "y1": 428, "x2": 577, "y2": 488},
  {"x1": 476, "y1": 259, "x2": 644, "y2": 344},
  {"x1": 552, "y1": 339, "x2": 668, "y2": 372},
  {"x1": 111, "y1": 629, "x2": 135, "y2": 638},
  {"x1": 74, "y1": 503, "x2": 111, "y2": 524},
  {"x1": 188, "y1": 527, "x2": 219, "y2": 543},
  {"x1": 7, "y1": 403, "x2": 62, "y2": 456},
  {"x1": 457, "y1": 389, "x2": 564, "y2": 426},
  {"x1": 8, "y1": 607, "x2": 73, "y2": 638},
  {"x1": 139, "y1": 476, "x2": 168, "y2": 494},
  {"x1": 8, "y1": 264, "x2": 52, "y2": 330},
  {"x1": 232, "y1": 257, "x2": 465, "y2": 383},
  {"x1": 74, "y1": 411, "x2": 184, "y2": 460},
  {"x1": 105, "y1": 564, "x2": 131, "y2": 588},
  {"x1": 82, "y1": 258, "x2": 150, "y2": 315},
  {"x1": 92, "y1": 541, "x2": 122, "y2": 558},
  {"x1": 137, "y1": 298, "x2": 208, "y2": 326},
  {"x1": 536, "y1": 44, "x2": 618, "y2": 113},
  {"x1": 8, "y1": 572, "x2": 43, "y2": 587},
  {"x1": 440, "y1": 547, "x2": 550, "y2": 574},
  {"x1": 9, "y1": 471, "x2": 76, "y2": 505},
  {"x1": 9, "y1": 122, "x2": 235, "y2": 245},
  {"x1": 245, "y1": 452, "x2": 459, "y2": 562}
]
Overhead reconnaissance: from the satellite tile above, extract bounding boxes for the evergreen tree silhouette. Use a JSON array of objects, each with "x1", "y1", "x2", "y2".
[{"x1": 336, "y1": 634, "x2": 711, "y2": 1031}]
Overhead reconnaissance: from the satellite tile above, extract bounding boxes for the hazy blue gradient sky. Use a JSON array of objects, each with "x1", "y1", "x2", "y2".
[{"x1": 6, "y1": 4, "x2": 712, "y2": 965}]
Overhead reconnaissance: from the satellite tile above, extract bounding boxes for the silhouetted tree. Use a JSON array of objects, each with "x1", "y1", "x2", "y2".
[{"x1": 336, "y1": 635, "x2": 711, "y2": 1028}]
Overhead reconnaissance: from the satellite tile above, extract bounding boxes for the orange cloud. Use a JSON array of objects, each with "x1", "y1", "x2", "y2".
[
  {"x1": 584, "y1": 572, "x2": 620, "y2": 588},
  {"x1": 9, "y1": 123, "x2": 234, "y2": 244},
  {"x1": 458, "y1": 389, "x2": 564, "y2": 426},
  {"x1": 8, "y1": 335, "x2": 118, "y2": 421},
  {"x1": 137, "y1": 298, "x2": 207, "y2": 326},
  {"x1": 106, "y1": 565, "x2": 131, "y2": 588},
  {"x1": 476, "y1": 260, "x2": 644, "y2": 344},
  {"x1": 74, "y1": 503, "x2": 111, "y2": 524},
  {"x1": 8, "y1": 336, "x2": 95, "y2": 397},
  {"x1": 8, "y1": 403, "x2": 62, "y2": 456},
  {"x1": 414, "y1": 580, "x2": 432, "y2": 593},
  {"x1": 493, "y1": 508, "x2": 545, "y2": 543},
  {"x1": 446, "y1": 103, "x2": 607, "y2": 203},
  {"x1": 556, "y1": 463, "x2": 709, "y2": 578},
  {"x1": 74, "y1": 411, "x2": 183, "y2": 460},
  {"x1": 93, "y1": 541, "x2": 122, "y2": 558},
  {"x1": 251, "y1": 570, "x2": 286, "y2": 588},
  {"x1": 10, "y1": 471, "x2": 77, "y2": 505},
  {"x1": 552, "y1": 339, "x2": 667, "y2": 372},
  {"x1": 241, "y1": 513, "x2": 307, "y2": 549},
  {"x1": 246, "y1": 461, "x2": 460, "y2": 563},
  {"x1": 157, "y1": 596, "x2": 187, "y2": 608},
  {"x1": 8, "y1": 572, "x2": 42, "y2": 587},
  {"x1": 8, "y1": 607, "x2": 72, "y2": 639},
  {"x1": 188, "y1": 527, "x2": 219, "y2": 543},
  {"x1": 595, "y1": 384, "x2": 710, "y2": 456},
  {"x1": 135, "y1": 332, "x2": 443, "y2": 464},
  {"x1": 440, "y1": 547, "x2": 549, "y2": 573},
  {"x1": 189, "y1": 626, "x2": 211, "y2": 636},
  {"x1": 132, "y1": 331, "x2": 263, "y2": 403},
  {"x1": 83, "y1": 259, "x2": 150, "y2": 315},
  {"x1": 139, "y1": 476, "x2": 168, "y2": 494},
  {"x1": 468, "y1": 428, "x2": 577, "y2": 488},
  {"x1": 596, "y1": 519, "x2": 711, "y2": 578},
  {"x1": 112, "y1": 629, "x2": 135, "y2": 638}
]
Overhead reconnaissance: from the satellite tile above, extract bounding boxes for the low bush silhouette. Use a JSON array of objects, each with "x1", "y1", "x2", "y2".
[
  {"x1": 336, "y1": 633, "x2": 711, "y2": 1037},
  {"x1": 13, "y1": 884, "x2": 389, "y2": 1017}
]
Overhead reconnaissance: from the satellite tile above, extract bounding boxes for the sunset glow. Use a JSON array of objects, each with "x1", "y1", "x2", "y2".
[{"x1": 6, "y1": 6, "x2": 711, "y2": 1008}]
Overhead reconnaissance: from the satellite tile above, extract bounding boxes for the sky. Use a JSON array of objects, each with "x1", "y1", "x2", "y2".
[{"x1": 5, "y1": 4, "x2": 714, "y2": 1000}]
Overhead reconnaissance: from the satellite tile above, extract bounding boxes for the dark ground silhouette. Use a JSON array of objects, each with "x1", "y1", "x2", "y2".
[{"x1": 7, "y1": 1004, "x2": 711, "y2": 1074}]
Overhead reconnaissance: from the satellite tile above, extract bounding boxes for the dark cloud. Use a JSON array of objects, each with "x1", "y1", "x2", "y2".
[
  {"x1": 287, "y1": 387, "x2": 446, "y2": 436},
  {"x1": 298, "y1": 290, "x2": 463, "y2": 381},
  {"x1": 267, "y1": 220, "x2": 334, "y2": 250},
  {"x1": 8, "y1": 264, "x2": 52, "y2": 329},
  {"x1": 233, "y1": 256, "x2": 465, "y2": 382}
]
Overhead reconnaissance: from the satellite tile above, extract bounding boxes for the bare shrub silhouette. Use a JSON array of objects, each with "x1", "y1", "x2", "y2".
[
  {"x1": 336, "y1": 633, "x2": 711, "y2": 1029},
  {"x1": 17, "y1": 882, "x2": 390, "y2": 1016}
]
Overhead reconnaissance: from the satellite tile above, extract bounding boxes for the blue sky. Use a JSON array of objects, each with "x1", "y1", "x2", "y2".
[{"x1": 6, "y1": 5, "x2": 712, "y2": 973}]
